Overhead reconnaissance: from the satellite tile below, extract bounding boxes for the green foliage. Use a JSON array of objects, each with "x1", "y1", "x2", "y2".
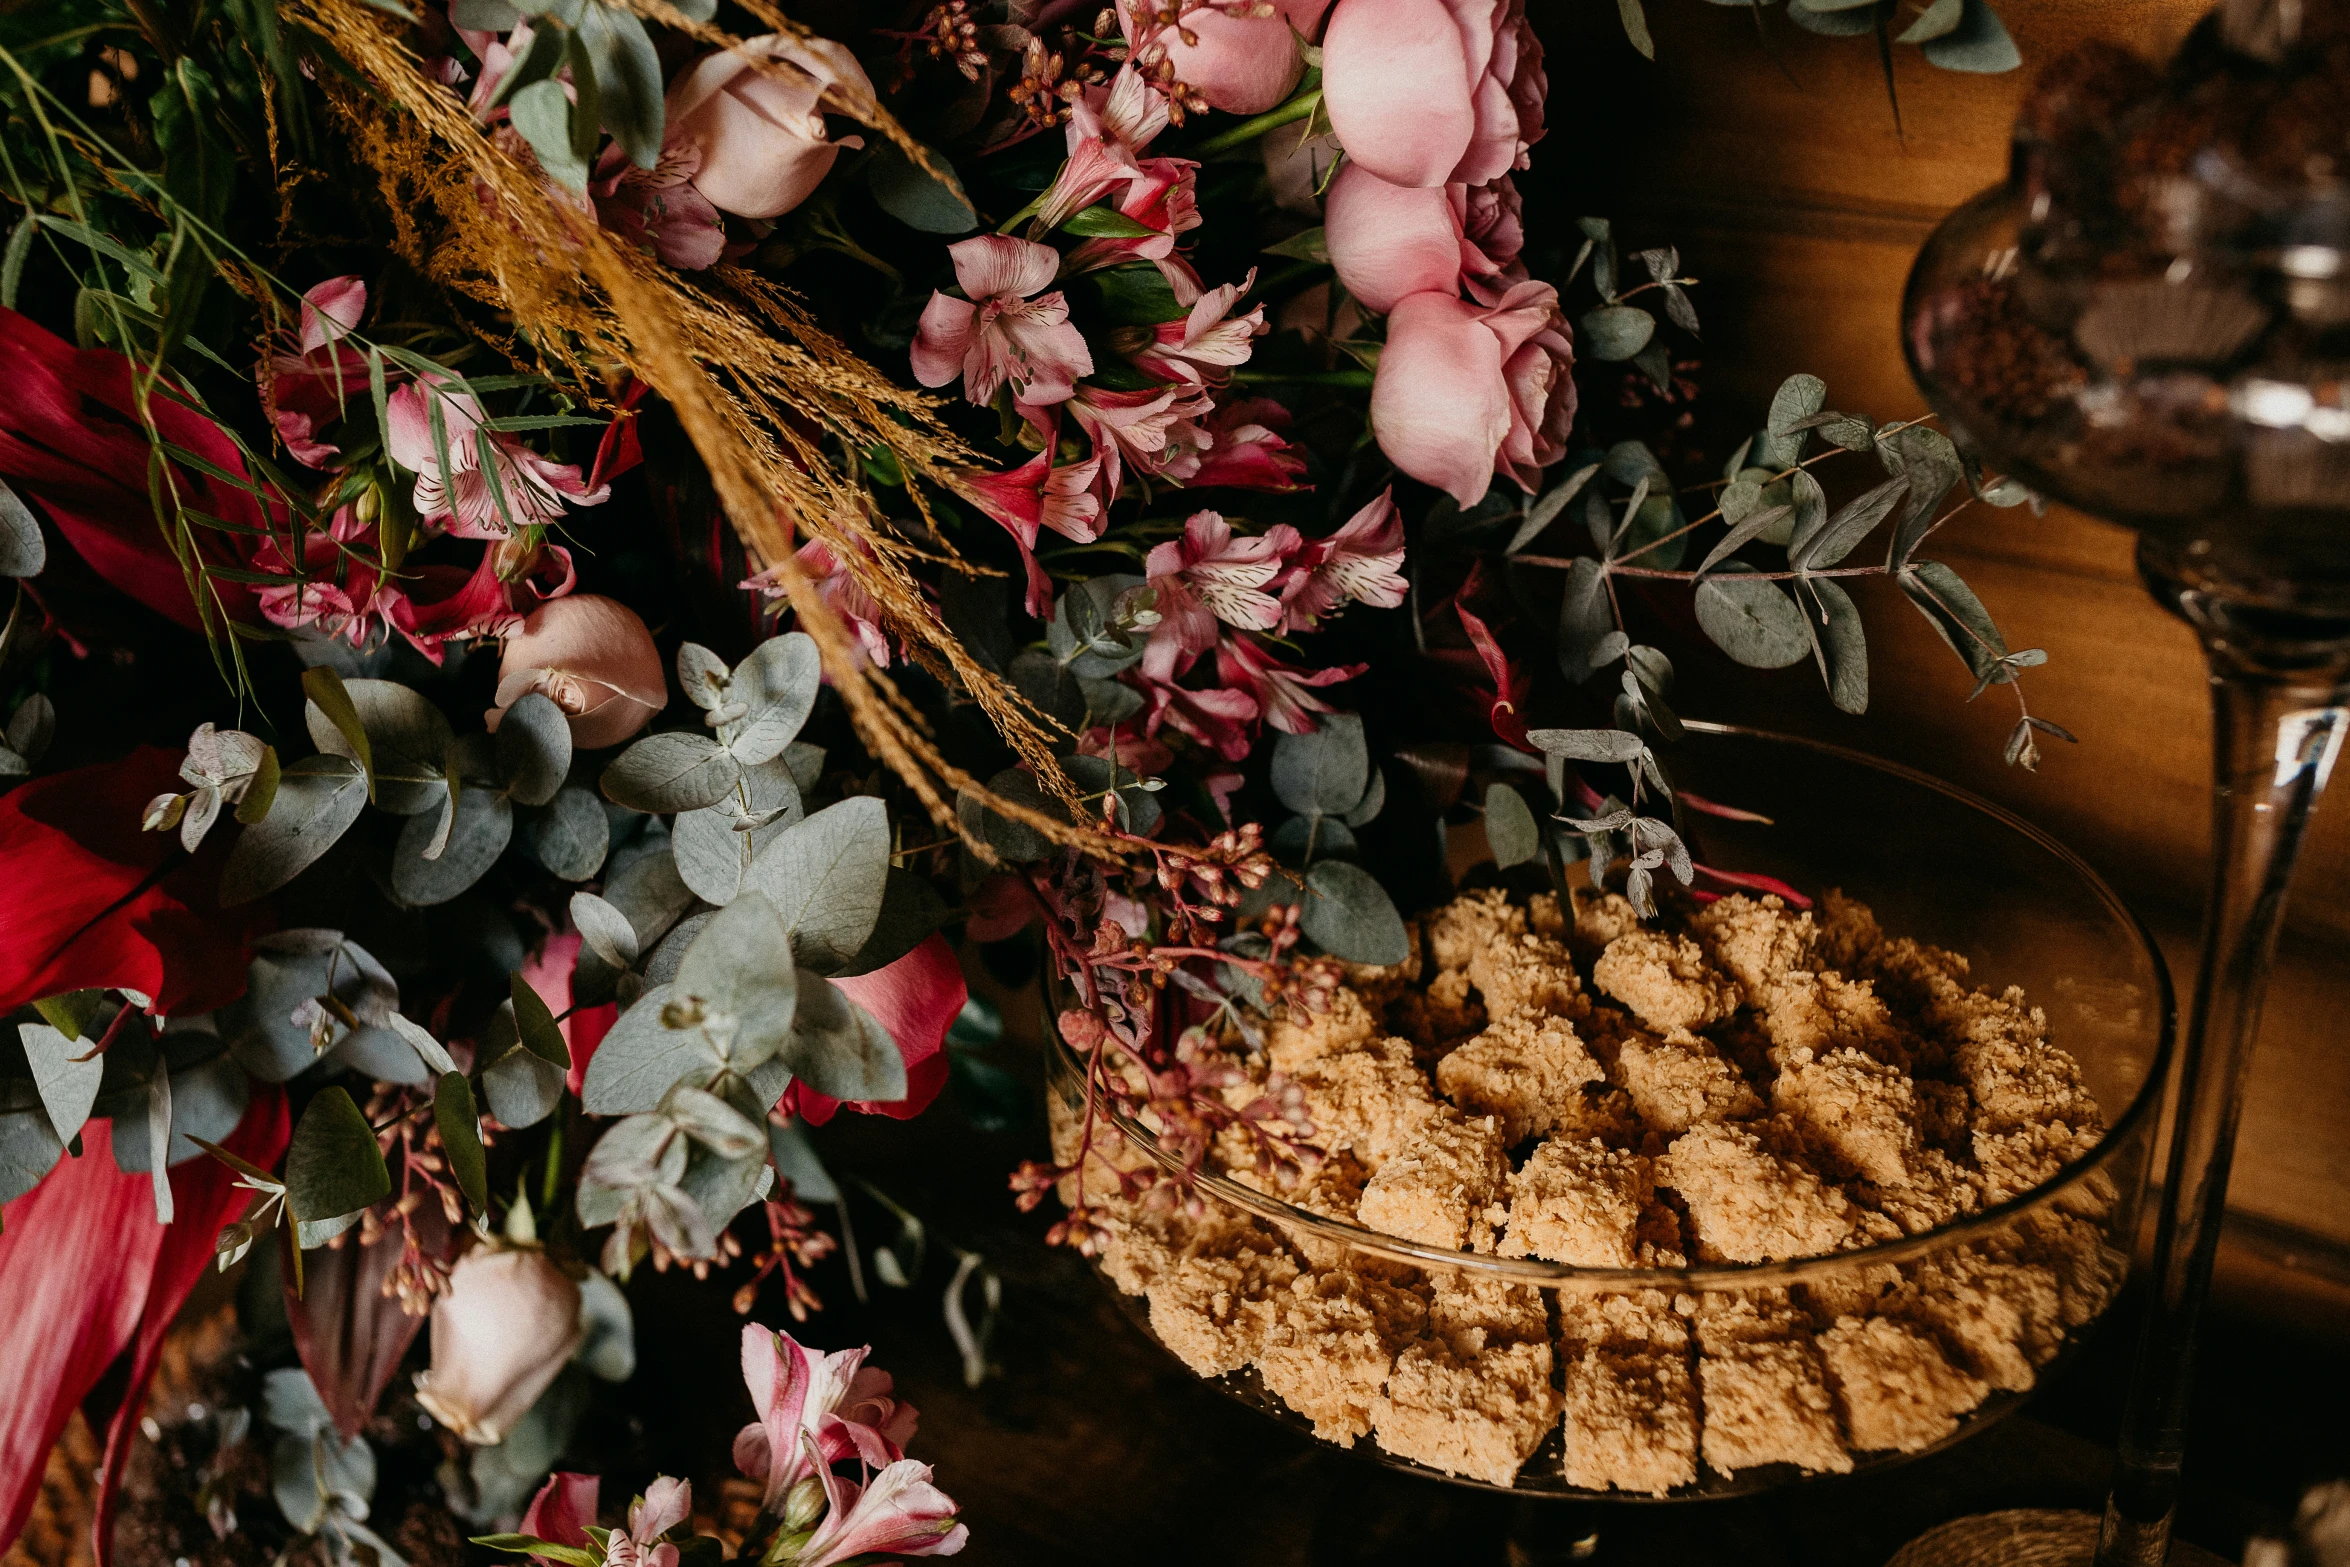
[{"x1": 284, "y1": 1087, "x2": 390, "y2": 1226}]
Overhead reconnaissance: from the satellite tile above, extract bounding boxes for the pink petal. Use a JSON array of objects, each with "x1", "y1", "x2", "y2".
[
  {"x1": 1321, "y1": 0, "x2": 1475, "y2": 188},
  {"x1": 1371, "y1": 291, "x2": 1509, "y2": 506},
  {"x1": 947, "y1": 235, "x2": 1060, "y2": 303},
  {"x1": 1324, "y1": 164, "x2": 1466, "y2": 314},
  {"x1": 298, "y1": 276, "x2": 367, "y2": 356},
  {"x1": 791, "y1": 935, "x2": 964, "y2": 1126},
  {"x1": 520, "y1": 1473, "x2": 602, "y2": 1557},
  {"x1": 910, "y1": 294, "x2": 977, "y2": 391}
]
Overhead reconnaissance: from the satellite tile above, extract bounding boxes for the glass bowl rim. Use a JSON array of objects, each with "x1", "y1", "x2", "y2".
[{"x1": 1044, "y1": 719, "x2": 2177, "y2": 1292}]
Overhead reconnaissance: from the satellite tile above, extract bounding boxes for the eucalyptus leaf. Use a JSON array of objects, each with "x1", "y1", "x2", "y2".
[
  {"x1": 496, "y1": 692, "x2": 572, "y2": 806},
  {"x1": 1298, "y1": 860, "x2": 1408, "y2": 966},
  {"x1": 1580, "y1": 304, "x2": 1655, "y2": 361},
  {"x1": 1339, "y1": 765, "x2": 1387, "y2": 829},
  {"x1": 1270, "y1": 714, "x2": 1369, "y2": 818},
  {"x1": 0, "y1": 1108, "x2": 62, "y2": 1203},
  {"x1": 1921, "y1": 0, "x2": 2021, "y2": 71},
  {"x1": 1757, "y1": 372, "x2": 1827, "y2": 469},
  {"x1": 672, "y1": 757, "x2": 802, "y2": 905},
  {"x1": 1062, "y1": 753, "x2": 1162, "y2": 835},
  {"x1": 780, "y1": 971, "x2": 908, "y2": 1103},
  {"x1": 531, "y1": 786, "x2": 610, "y2": 881},
  {"x1": 482, "y1": 1040, "x2": 565, "y2": 1129},
  {"x1": 722, "y1": 633, "x2": 820, "y2": 766},
  {"x1": 1808, "y1": 577, "x2": 1870, "y2": 715},
  {"x1": 868, "y1": 139, "x2": 979, "y2": 233},
  {"x1": 1483, "y1": 783, "x2": 1541, "y2": 868},
  {"x1": 579, "y1": 986, "x2": 704, "y2": 1114},
  {"x1": 512, "y1": 973, "x2": 570, "y2": 1068},
  {"x1": 571, "y1": 891, "x2": 641, "y2": 970},
  {"x1": 1695, "y1": 503, "x2": 1791, "y2": 578},
  {"x1": 1899, "y1": 559, "x2": 2010, "y2": 680},
  {"x1": 1557, "y1": 557, "x2": 1616, "y2": 684},
  {"x1": 0, "y1": 477, "x2": 44, "y2": 576},
  {"x1": 1508, "y1": 463, "x2": 1599, "y2": 554},
  {"x1": 1881, "y1": 424, "x2": 1964, "y2": 568},
  {"x1": 1524, "y1": 727, "x2": 1646, "y2": 763},
  {"x1": 671, "y1": 893, "x2": 802, "y2": 1074},
  {"x1": 1792, "y1": 474, "x2": 1909, "y2": 570},
  {"x1": 767, "y1": 1116, "x2": 839, "y2": 1203},
  {"x1": 392, "y1": 785, "x2": 512, "y2": 906},
  {"x1": 283, "y1": 1086, "x2": 390, "y2": 1223},
  {"x1": 384, "y1": 1012, "x2": 458, "y2": 1077},
  {"x1": 1008, "y1": 648, "x2": 1088, "y2": 735},
  {"x1": 1693, "y1": 565, "x2": 1811, "y2": 669},
  {"x1": 742, "y1": 796, "x2": 891, "y2": 972},
  {"x1": 678, "y1": 1145, "x2": 771, "y2": 1238},
  {"x1": 601, "y1": 731, "x2": 741, "y2": 814},
  {"x1": 19, "y1": 1023, "x2": 100, "y2": 1144},
  {"x1": 5, "y1": 694, "x2": 52, "y2": 762},
  {"x1": 1270, "y1": 813, "x2": 1356, "y2": 865},
  {"x1": 509, "y1": 76, "x2": 588, "y2": 190},
  {"x1": 840, "y1": 869, "x2": 950, "y2": 977},
  {"x1": 957, "y1": 769, "x2": 1057, "y2": 865},
  {"x1": 434, "y1": 1072, "x2": 489, "y2": 1212},
  {"x1": 220, "y1": 754, "x2": 367, "y2": 905},
  {"x1": 219, "y1": 931, "x2": 399, "y2": 1082}
]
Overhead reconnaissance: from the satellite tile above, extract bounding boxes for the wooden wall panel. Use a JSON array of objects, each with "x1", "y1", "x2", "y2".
[{"x1": 1533, "y1": 1, "x2": 2350, "y2": 1271}]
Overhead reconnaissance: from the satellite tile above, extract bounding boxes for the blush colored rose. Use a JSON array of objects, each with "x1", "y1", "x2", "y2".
[
  {"x1": 413, "y1": 1246, "x2": 586, "y2": 1446},
  {"x1": 1371, "y1": 282, "x2": 1574, "y2": 505},
  {"x1": 1323, "y1": 164, "x2": 1525, "y2": 313},
  {"x1": 1320, "y1": 0, "x2": 1545, "y2": 189},
  {"x1": 487, "y1": 594, "x2": 667, "y2": 750},
  {"x1": 664, "y1": 35, "x2": 875, "y2": 220},
  {"x1": 1120, "y1": 0, "x2": 1335, "y2": 115}
]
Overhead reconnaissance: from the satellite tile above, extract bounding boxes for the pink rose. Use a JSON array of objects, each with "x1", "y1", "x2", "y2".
[
  {"x1": 412, "y1": 1246, "x2": 586, "y2": 1445},
  {"x1": 1119, "y1": 0, "x2": 1336, "y2": 116},
  {"x1": 1371, "y1": 282, "x2": 1574, "y2": 506},
  {"x1": 486, "y1": 594, "x2": 668, "y2": 750},
  {"x1": 1320, "y1": 0, "x2": 1545, "y2": 189},
  {"x1": 664, "y1": 35, "x2": 874, "y2": 220},
  {"x1": 1323, "y1": 163, "x2": 1524, "y2": 312}
]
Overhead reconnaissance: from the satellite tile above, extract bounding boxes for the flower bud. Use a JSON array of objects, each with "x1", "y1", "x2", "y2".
[
  {"x1": 413, "y1": 1246, "x2": 586, "y2": 1445},
  {"x1": 782, "y1": 1474, "x2": 826, "y2": 1531}
]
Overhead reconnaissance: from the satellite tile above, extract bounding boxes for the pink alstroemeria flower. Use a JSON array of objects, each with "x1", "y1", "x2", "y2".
[
  {"x1": 253, "y1": 508, "x2": 412, "y2": 652},
  {"x1": 259, "y1": 275, "x2": 370, "y2": 470},
  {"x1": 604, "y1": 1476, "x2": 691, "y2": 1567},
  {"x1": 733, "y1": 1325, "x2": 922, "y2": 1512},
  {"x1": 1036, "y1": 66, "x2": 1169, "y2": 230},
  {"x1": 1063, "y1": 381, "x2": 1216, "y2": 501},
  {"x1": 1132, "y1": 273, "x2": 1266, "y2": 386},
  {"x1": 1144, "y1": 510, "x2": 1298, "y2": 656},
  {"x1": 1132, "y1": 659, "x2": 1260, "y2": 761},
  {"x1": 1216, "y1": 633, "x2": 1364, "y2": 734},
  {"x1": 592, "y1": 139, "x2": 726, "y2": 271},
  {"x1": 964, "y1": 433, "x2": 1103, "y2": 615},
  {"x1": 1278, "y1": 487, "x2": 1408, "y2": 632},
  {"x1": 796, "y1": 1459, "x2": 968, "y2": 1567},
  {"x1": 911, "y1": 236, "x2": 1094, "y2": 408},
  {"x1": 402, "y1": 534, "x2": 577, "y2": 654},
  {"x1": 1061, "y1": 155, "x2": 1200, "y2": 280},
  {"x1": 743, "y1": 536, "x2": 893, "y2": 668},
  {"x1": 1188, "y1": 397, "x2": 1308, "y2": 492},
  {"x1": 385, "y1": 376, "x2": 610, "y2": 540}
]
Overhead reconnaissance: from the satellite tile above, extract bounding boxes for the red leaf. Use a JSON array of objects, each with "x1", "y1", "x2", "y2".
[
  {"x1": 0, "y1": 748, "x2": 269, "y2": 1017},
  {"x1": 287, "y1": 1152, "x2": 455, "y2": 1438},
  {"x1": 0, "y1": 1088, "x2": 290, "y2": 1562},
  {"x1": 0, "y1": 308, "x2": 269, "y2": 630}
]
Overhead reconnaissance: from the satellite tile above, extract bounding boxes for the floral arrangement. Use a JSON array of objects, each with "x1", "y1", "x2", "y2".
[{"x1": 0, "y1": 0, "x2": 2048, "y2": 1559}]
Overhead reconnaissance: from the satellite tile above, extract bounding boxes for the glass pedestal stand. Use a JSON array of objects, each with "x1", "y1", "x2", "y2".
[{"x1": 2094, "y1": 553, "x2": 2350, "y2": 1567}]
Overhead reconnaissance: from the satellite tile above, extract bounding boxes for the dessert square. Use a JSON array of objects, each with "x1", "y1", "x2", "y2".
[{"x1": 1436, "y1": 1012, "x2": 1605, "y2": 1143}]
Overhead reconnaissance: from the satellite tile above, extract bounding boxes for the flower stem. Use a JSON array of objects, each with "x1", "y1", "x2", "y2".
[
  {"x1": 1232, "y1": 369, "x2": 1372, "y2": 388},
  {"x1": 1189, "y1": 90, "x2": 1322, "y2": 158}
]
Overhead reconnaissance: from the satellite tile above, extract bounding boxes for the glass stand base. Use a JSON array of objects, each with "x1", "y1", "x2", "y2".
[{"x1": 1886, "y1": 1510, "x2": 2232, "y2": 1567}]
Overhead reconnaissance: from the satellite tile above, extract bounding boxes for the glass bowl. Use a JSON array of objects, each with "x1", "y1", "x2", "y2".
[
  {"x1": 1043, "y1": 723, "x2": 2174, "y2": 1499},
  {"x1": 1902, "y1": 16, "x2": 2350, "y2": 621}
]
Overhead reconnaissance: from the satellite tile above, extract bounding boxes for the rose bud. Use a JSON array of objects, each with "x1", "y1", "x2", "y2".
[
  {"x1": 664, "y1": 36, "x2": 877, "y2": 220},
  {"x1": 486, "y1": 594, "x2": 667, "y2": 750},
  {"x1": 413, "y1": 1246, "x2": 587, "y2": 1445}
]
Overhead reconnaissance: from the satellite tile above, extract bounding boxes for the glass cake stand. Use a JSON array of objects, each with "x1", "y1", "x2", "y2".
[
  {"x1": 1904, "y1": 11, "x2": 2350, "y2": 1558},
  {"x1": 1046, "y1": 723, "x2": 2175, "y2": 1513}
]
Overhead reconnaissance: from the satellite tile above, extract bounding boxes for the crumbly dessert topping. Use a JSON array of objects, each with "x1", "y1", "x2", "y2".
[{"x1": 1054, "y1": 887, "x2": 2124, "y2": 1492}]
